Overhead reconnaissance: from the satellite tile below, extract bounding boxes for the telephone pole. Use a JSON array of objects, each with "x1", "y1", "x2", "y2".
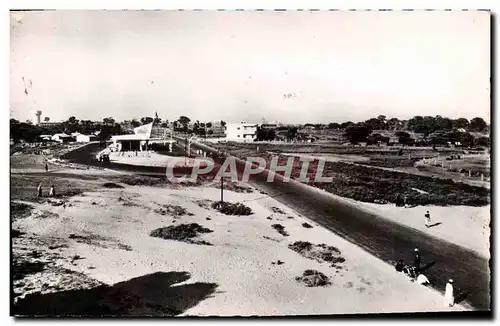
[{"x1": 220, "y1": 175, "x2": 224, "y2": 203}]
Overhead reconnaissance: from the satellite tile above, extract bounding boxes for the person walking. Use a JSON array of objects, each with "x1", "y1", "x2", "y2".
[
  {"x1": 445, "y1": 279, "x2": 455, "y2": 307},
  {"x1": 413, "y1": 248, "x2": 421, "y2": 270},
  {"x1": 425, "y1": 211, "x2": 431, "y2": 228},
  {"x1": 37, "y1": 183, "x2": 43, "y2": 197},
  {"x1": 49, "y1": 185, "x2": 55, "y2": 197},
  {"x1": 45, "y1": 162, "x2": 49, "y2": 173}
]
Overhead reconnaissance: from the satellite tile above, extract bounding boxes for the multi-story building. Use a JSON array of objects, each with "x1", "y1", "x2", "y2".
[{"x1": 225, "y1": 122, "x2": 258, "y2": 142}]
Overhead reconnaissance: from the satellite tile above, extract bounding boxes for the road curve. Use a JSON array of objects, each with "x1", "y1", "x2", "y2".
[{"x1": 57, "y1": 141, "x2": 491, "y2": 311}]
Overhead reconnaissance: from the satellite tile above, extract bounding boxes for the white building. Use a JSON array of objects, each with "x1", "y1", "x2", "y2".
[
  {"x1": 76, "y1": 134, "x2": 98, "y2": 142},
  {"x1": 52, "y1": 133, "x2": 73, "y2": 143},
  {"x1": 225, "y1": 122, "x2": 258, "y2": 142},
  {"x1": 111, "y1": 122, "x2": 175, "y2": 152}
]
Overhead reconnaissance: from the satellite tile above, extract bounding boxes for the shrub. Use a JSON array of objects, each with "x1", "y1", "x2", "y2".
[
  {"x1": 295, "y1": 270, "x2": 331, "y2": 287},
  {"x1": 150, "y1": 223, "x2": 213, "y2": 246},
  {"x1": 271, "y1": 224, "x2": 289, "y2": 236},
  {"x1": 211, "y1": 201, "x2": 253, "y2": 215}
]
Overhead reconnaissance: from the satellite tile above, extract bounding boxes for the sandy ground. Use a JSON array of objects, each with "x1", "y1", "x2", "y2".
[
  {"x1": 354, "y1": 202, "x2": 490, "y2": 259},
  {"x1": 11, "y1": 172, "x2": 468, "y2": 316},
  {"x1": 109, "y1": 151, "x2": 207, "y2": 168}
]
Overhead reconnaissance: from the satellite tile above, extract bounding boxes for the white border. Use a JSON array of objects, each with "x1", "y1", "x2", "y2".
[{"x1": 2, "y1": 1, "x2": 497, "y2": 325}]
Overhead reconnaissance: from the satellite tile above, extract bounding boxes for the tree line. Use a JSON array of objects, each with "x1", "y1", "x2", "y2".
[{"x1": 9, "y1": 114, "x2": 227, "y2": 143}]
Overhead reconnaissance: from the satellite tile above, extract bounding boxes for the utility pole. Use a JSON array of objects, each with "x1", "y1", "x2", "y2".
[
  {"x1": 185, "y1": 137, "x2": 188, "y2": 165},
  {"x1": 220, "y1": 175, "x2": 224, "y2": 203}
]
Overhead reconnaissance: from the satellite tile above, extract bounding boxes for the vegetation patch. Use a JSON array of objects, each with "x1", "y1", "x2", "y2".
[
  {"x1": 154, "y1": 204, "x2": 192, "y2": 217},
  {"x1": 295, "y1": 270, "x2": 331, "y2": 287},
  {"x1": 288, "y1": 241, "x2": 345, "y2": 268},
  {"x1": 211, "y1": 201, "x2": 253, "y2": 216},
  {"x1": 11, "y1": 202, "x2": 34, "y2": 220},
  {"x1": 302, "y1": 222, "x2": 313, "y2": 228},
  {"x1": 102, "y1": 182, "x2": 124, "y2": 189},
  {"x1": 271, "y1": 224, "x2": 289, "y2": 236},
  {"x1": 270, "y1": 206, "x2": 285, "y2": 214},
  {"x1": 150, "y1": 223, "x2": 213, "y2": 246}
]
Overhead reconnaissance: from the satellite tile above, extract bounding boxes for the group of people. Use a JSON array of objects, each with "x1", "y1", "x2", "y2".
[
  {"x1": 395, "y1": 248, "x2": 456, "y2": 308},
  {"x1": 37, "y1": 184, "x2": 56, "y2": 197}
]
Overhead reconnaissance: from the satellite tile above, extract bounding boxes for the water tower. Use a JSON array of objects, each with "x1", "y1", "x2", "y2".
[{"x1": 31, "y1": 110, "x2": 42, "y2": 125}]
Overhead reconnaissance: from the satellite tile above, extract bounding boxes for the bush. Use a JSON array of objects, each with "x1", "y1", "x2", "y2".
[
  {"x1": 149, "y1": 223, "x2": 213, "y2": 245},
  {"x1": 102, "y1": 182, "x2": 124, "y2": 189},
  {"x1": 271, "y1": 224, "x2": 289, "y2": 236},
  {"x1": 295, "y1": 270, "x2": 331, "y2": 287},
  {"x1": 211, "y1": 201, "x2": 253, "y2": 215}
]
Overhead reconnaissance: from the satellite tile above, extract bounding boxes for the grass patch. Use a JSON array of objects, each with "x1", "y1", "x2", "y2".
[
  {"x1": 289, "y1": 241, "x2": 345, "y2": 268},
  {"x1": 302, "y1": 222, "x2": 313, "y2": 228},
  {"x1": 102, "y1": 182, "x2": 124, "y2": 189},
  {"x1": 295, "y1": 270, "x2": 331, "y2": 287},
  {"x1": 11, "y1": 202, "x2": 34, "y2": 220},
  {"x1": 154, "y1": 204, "x2": 192, "y2": 217},
  {"x1": 211, "y1": 201, "x2": 253, "y2": 216},
  {"x1": 270, "y1": 206, "x2": 285, "y2": 214},
  {"x1": 150, "y1": 223, "x2": 213, "y2": 246},
  {"x1": 271, "y1": 224, "x2": 289, "y2": 236}
]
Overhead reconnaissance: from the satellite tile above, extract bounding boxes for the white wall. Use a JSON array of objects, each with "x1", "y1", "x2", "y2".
[{"x1": 226, "y1": 123, "x2": 258, "y2": 142}]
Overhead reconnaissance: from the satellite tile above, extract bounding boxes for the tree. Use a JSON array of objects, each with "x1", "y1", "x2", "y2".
[
  {"x1": 256, "y1": 127, "x2": 276, "y2": 141},
  {"x1": 469, "y1": 117, "x2": 487, "y2": 132},
  {"x1": 395, "y1": 131, "x2": 414, "y2": 145},
  {"x1": 344, "y1": 124, "x2": 372, "y2": 144},
  {"x1": 367, "y1": 133, "x2": 389, "y2": 145},
  {"x1": 103, "y1": 117, "x2": 115, "y2": 125},
  {"x1": 220, "y1": 120, "x2": 226, "y2": 128},
  {"x1": 160, "y1": 122, "x2": 169, "y2": 128},
  {"x1": 364, "y1": 118, "x2": 384, "y2": 130},
  {"x1": 140, "y1": 117, "x2": 154, "y2": 125},
  {"x1": 327, "y1": 122, "x2": 340, "y2": 129},
  {"x1": 178, "y1": 116, "x2": 191, "y2": 131},
  {"x1": 377, "y1": 115, "x2": 386, "y2": 121},
  {"x1": 44, "y1": 117, "x2": 50, "y2": 122},
  {"x1": 287, "y1": 126, "x2": 298, "y2": 140},
  {"x1": 386, "y1": 118, "x2": 400, "y2": 130},
  {"x1": 475, "y1": 136, "x2": 490, "y2": 147},
  {"x1": 130, "y1": 119, "x2": 141, "y2": 128},
  {"x1": 206, "y1": 122, "x2": 212, "y2": 128},
  {"x1": 452, "y1": 118, "x2": 469, "y2": 129},
  {"x1": 340, "y1": 121, "x2": 354, "y2": 129}
]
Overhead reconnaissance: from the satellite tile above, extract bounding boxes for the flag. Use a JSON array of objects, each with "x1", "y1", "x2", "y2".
[{"x1": 133, "y1": 122, "x2": 153, "y2": 138}]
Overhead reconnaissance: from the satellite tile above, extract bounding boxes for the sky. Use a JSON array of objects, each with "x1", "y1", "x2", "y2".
[{"x1": 10, "y1": 10, "x2": 491, "y2": 124}]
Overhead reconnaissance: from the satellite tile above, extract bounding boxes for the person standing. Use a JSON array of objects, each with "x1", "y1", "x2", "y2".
[
  {"x1": 37, "y1": 184, "x2": 43, "y2": 197},
  {"x1": 413, "y1": 248, "x2": 421, "y2": 270},
  {"x1": 425, "y1": 211, "x2": 431, "y2": 228},
  {"x1": 49, "y1": 185, "x2": 55, "y2": 197},
  {"x1": 45, "y1": 162, "x2": 49, "y2": 173},
  {"x1": 445, "y1": 279, "x2": 455, "y2": 307}
]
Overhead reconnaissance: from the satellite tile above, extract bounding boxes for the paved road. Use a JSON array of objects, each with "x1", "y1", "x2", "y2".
[{"x1": 55, "y1": 141, "x2": 490, "y2": 311}]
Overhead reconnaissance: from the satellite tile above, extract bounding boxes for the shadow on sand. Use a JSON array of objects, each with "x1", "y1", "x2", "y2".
[
  {"x1": 13, "y1": 271, "x2": 218, "y2": 317},
  {"x1": 427, "y1": 222, "x2": 443, "y2": 228}
]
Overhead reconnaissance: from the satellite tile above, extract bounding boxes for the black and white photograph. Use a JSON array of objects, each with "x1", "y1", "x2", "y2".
[{"x1": 9, "y1": 8, "x2": 491, "y2": 317}]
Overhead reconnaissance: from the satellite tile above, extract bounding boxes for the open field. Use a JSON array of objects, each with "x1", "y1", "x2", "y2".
[
  {"x1": 10, "y1": 154, "x2": 470, "y2": 316},
  {"x1": 207, "y1": 147, "x2": 490, "y2": 207}
]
